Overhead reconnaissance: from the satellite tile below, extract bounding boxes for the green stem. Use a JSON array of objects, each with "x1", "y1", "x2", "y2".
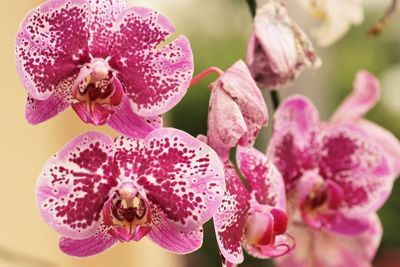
[
  {"x1": 245, "y1": 0, "x2": 257, "y2": 17},
  {"x1": 270, "y1": 91, "x2": 280, "y2": 111}
]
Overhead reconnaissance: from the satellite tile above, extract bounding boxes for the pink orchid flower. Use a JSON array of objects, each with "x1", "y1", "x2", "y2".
[
  {"x1": 267, "y1": 71, "x2": 399, "y2": 251},
  {"x1": 246, "y1": 0, "x2": 321, "y2": 90},
  {"x1": 277, "y1": 214, "x2": 382, "y2": 267},
  {"x1": 214, "y1": 146, "x2": 293, "y2": 267},
  {"x1": 16, "y1": 0, "x2": 193, "y2": 137},
  {"x1": 36, "y1": 128, "x2": 225, "y2": 257},
  {"x1": 206, "y1": 60, "x2": 268, "y2": 159}
]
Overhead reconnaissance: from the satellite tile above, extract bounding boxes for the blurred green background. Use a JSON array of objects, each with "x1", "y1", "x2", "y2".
[{"x1": 0, "y1": 0, "x2": 399, "y2": 267}]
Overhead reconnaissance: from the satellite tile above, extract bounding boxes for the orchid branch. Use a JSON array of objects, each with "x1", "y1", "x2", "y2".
[{"x1": 368, "y1": 0, "x2": 399, "y2": 36}]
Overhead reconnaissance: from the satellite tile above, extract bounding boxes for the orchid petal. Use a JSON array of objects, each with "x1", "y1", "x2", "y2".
[
  {"x1": 59, "y1": 232, "x2": 117, "y2": 257},
  {"x1": 107, "y1": 97, "x2": 162, "y2": 138},
  {"x1": 331, "y1": 71, "x2": 380, "y2": 124},
  {"x1": 109, "y1": 7, "x2": 193, "y2": 117},
  {"x1": 88, "y1": 0, "x2": 126, "y2": 57},
  {"x1": 114, "y1": 128, "x2": 225, "y2": 231},
  {"x1": 326, "y1": 214, "x2": 371, "y2": 236},
  {"x1": 220, "y1": 252, "x2": 238, "y2": 267},
  {"x1": 25, "y1": 75, "x2": 75, "y2": 124},
  {"x1": 267, "y1": 96, "x2": 320, "y2": 187},
  {"x1": 276, "y1": 221, "x2": 377, "y2": 267},
  {"x1": 312, "y1": 227, "x2": 376, "y2": 267},
  {"x1": 306, "y1": 0, "x2": 364, "y2": 47},
  {"x1": 275, "y1": 225, "x2": 311, "y2": 267},
  {"x1": 236, "y1": 146, "x2": 286, "y2": 208},
  {"x1": 359, "y1": 213, "x2": 382, "y2": 260},
  {"x1": 15, "y1": 0, "x2": 90, "y2": 100},
  {"x1": 147, "y1": 205, "x2": 203, "y2": 254},
  {"x1": 355, "y1": 120, "x2": 400, "y2": 177},
  {"x1": 319, "y1": 125, "x2": 392, "y2": 215},
  {"x1": 238, "y1": 121, "x2": 261, "y2": 147},
  {"x1": 214, "y1": 162, "x2": 250, "y2": 265},
  {"x1": 36, "y1": 132, "x2": 118, "y2": 239}
]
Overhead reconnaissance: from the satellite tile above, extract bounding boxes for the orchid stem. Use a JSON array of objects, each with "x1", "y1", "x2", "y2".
[
  {"x1": 245, "y1": 0, "x2": 281, "y2": 110},
  {"x1": 270, "y1": 91, "x2": 280, "y2": 111},
  {"x1": 190, "y1": 67, "x2": 224, "y2": 87},
  {"x1": 246, "y1": 0, "x2": 257, "y2": 17},
  {"x1": 368, "y1": 0, "x2": 399, "y2": 36}
]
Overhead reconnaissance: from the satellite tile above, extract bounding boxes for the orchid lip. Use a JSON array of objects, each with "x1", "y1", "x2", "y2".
[
  {"x1": 245, "y1": 210, "x2": 274, "y2": 247},
  {"x1": 244, "y1": 201, "x2": 289, "y2": 248},
  {"x1": 71, "y1": 58, "x2": 124, "y2": 125},
  {"x1": 300, "y1": 176, "x2": 344, "y2": 229},
  {"x1": 103, "y1": 184, "x2": 152, "y2": 243}
]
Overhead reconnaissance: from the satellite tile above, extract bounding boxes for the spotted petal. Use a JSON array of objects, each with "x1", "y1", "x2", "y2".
[
  {"x1": 15, "y1": 0, "x2": 90, "y2": 100},
  {"x1": 88, "y1": 0, "x2": 126, "y2": 58},
  {"x1": 108, "y1": 7, "x2": 193, "y2": 117},
  {"x1": 147, "y1": 205, "x2": 203, "y2": 254},
  {"x1": 59, "y1": 232, "x2": 117, "y2": 257},
  {"x1": 267, "y1": 96, "x2": 320, "y2": 187},
  {"x1": 107, "y1": 96, "x2": 162, "y2": 138},
  {"x1": 114, "y1": 128, "x2": 225, "y2": 231},
  {"x1": 236, "y1": 146, "x2": 285, "y2": 209},
  {"x1": 36, "y1": 132, "x2": 118, "y2": 239},
  {"x1": 214, "y1": 162, "x2": 250, "y2": 265},
  {"x1": 319, "y1": 125, "x2": 392, "y2": 215},
  {"x1": 354, "y1": 120, "x2": 400, "y2": 178},
  {"x1": 25, "y1": 75, "x2": 76, "y2": 124},
  {"x1": 331, "y1": 71, "x2": 380, "y2": 124}
]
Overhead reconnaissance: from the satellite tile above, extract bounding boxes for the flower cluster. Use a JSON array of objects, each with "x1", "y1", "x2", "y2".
[
  {"x1": 269, "y1": 71, "x2": 400, "y2": 267},
  {"x1": 15, "y1": 0, "x2": 400, "y2": 266}
]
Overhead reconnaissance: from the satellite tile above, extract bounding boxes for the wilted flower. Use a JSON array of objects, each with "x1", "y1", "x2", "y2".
[
  {"x1": 267, "y1": 71, "x2": 400, "y2": 266},
  {"x1": 296, "y1": 0, "x2": 364, "y2": 46},
  {"x1": 277, "y1": 214, "x2": 382, "y2": 267},
  {"x1": 246, "y1": 0, "x2": 321, "y2": 90},
  {"x1": 36, "y1": 128, "x2": 225, "y2": 256},
  {"x1": 16, "y1": 0, "x2": 193, "y2": 137},
  {"x1": 207, "y1": 60, "x2": 268, "y2": 159},
  {"x1": 214, "y1": 146, "x2": 293, "y2": 267}
]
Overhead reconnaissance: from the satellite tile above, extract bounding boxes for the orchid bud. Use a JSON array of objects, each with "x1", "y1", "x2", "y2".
[
  {"x1": 207, "y1": 60, "x2": 268, "y2": 159},
  {"x1": 246, "y1": 0, "x2": 321, "y2": 90}
]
